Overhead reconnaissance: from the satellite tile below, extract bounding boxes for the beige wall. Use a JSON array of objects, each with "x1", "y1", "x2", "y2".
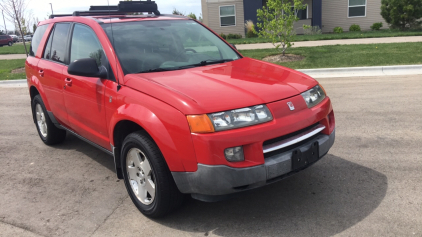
[
  {"x1": 321, "y1": 0, "x2": 387, "y2": 33},
  {"x1": 201, "y1": 0, "x2": 245, "y2": 37}
]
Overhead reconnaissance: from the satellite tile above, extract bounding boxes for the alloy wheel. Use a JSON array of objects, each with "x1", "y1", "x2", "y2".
[
  {"x1": 35, "y1": 104, "x2": 47, "y2": 138},
  {"x1": 126, "y1": 148, "x2": 156, "y2": 205}
]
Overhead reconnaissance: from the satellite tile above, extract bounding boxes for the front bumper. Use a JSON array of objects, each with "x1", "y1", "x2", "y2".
[{"x1": 172, "y1": 129, "x2": 335, "y2": 200}]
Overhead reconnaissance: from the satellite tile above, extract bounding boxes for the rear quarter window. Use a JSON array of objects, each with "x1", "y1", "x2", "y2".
[{"x1": 30, "y1": 24, "x2": 49, "y2": 57}]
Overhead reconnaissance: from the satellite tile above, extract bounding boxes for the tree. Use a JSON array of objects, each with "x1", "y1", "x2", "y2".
[
  {"x1": 172, "y1": 8, "x2": 184, "y2": 16},
  {"x1": 256, "y1": 0, "x2": 306, "y2": 56},
  {"x1": 187, "y1": 12, "x2": 196, "y2": 20},
  {"x1": 32, "y1": 23, "x2": 36, "y2": 33},
  {"x1": 0, "y1": 0, "x2": 29, "y2": 56},
  {"x1": 381, "y1": 0, "x2": 422, "y2": 30}
]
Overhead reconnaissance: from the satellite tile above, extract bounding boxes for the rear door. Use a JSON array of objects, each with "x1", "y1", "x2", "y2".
[
  {"x1": 62, "y1": 23, "x2": 110, "y2": 148},
  {"x1": 26, "y1": 24, "x2": 50, "y2": 93},
  {"x1": 37, "y1": 23, "x2": 72, "y2": 126}
]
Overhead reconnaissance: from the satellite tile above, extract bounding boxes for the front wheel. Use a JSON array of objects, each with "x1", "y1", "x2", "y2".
[
  {"x1": 121, "y1": 131, "x2": 183, "y2": 218},
  {"x1": 8, "y1": 41, "x2": 12, "y2": 46}
]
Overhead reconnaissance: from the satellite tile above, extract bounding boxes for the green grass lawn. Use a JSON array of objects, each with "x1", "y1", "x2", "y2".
[
  {"x1": 227, "y1": 29, "x2": 422, "y2": 44},
  {"x1": 239, "y1": 42, "x2": 422, "y2": 69},
  {"x1": 0, "y1": 44, "x2": 28, "y2": 54},
  {"x1": 0, "y1": 59, "x2": 26, "y2": 80}
]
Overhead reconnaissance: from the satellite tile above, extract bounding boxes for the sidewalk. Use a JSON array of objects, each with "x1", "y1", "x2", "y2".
[
  {"x1": 236, "y1": 36, "x2": 422, "y2": 50},
  {"x1": 0, "y1": 54, "x2": 27, "y2": 60}
]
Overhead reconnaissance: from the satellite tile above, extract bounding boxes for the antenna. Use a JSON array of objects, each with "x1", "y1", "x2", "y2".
[{"x1": 107, "y1": 0, "x2": 121, "y2": 91}]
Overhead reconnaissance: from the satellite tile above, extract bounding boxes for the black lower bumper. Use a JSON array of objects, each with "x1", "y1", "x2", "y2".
[{"x1": 172, "y1": 129, "x2": 335, "y2": 201}]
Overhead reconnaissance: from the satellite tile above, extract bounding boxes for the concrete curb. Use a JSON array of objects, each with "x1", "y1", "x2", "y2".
[
  {"x1": 0, "y1": 79, "x2": 26, "y2": 88},
  {"x1": 0, "y1": 64, "x2": 421, "y2": 87},
  {"x1": 297, "y1": 65, "x2": 422, "y2": 78}
]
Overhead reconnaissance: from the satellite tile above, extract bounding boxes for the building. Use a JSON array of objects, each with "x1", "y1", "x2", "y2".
[{"x1": 201, "y1": 0, "x2": 387, "y2": 37}]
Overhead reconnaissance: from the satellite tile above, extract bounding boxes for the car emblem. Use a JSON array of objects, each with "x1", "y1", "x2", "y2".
[{"x1": 287, "y1": 102, "x2": 295, "y2": 111}]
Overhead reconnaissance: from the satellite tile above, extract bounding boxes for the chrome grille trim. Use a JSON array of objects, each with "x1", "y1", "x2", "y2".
[{"x1": 263, "y1": 124, "x2": 326, "y2": 154}]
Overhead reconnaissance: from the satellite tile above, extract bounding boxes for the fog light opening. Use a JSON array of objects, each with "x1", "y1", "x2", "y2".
[{"x1": 224, "y1": 146, "x2": 244, "y2": 162}]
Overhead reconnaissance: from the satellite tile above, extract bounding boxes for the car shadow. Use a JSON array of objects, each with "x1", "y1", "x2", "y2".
[
  {"x1": 51, "y1": 135, "x2": 388, "y2": 236},
  {"x1": 156, "y1": 154, "x2": 388, "y2": 237},
  {"x1": 53, "y1": 133, "x2": 116, "y2": 172}
]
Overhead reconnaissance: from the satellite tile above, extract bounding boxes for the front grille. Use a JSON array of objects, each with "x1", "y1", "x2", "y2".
[{"x1": 263, "y1": 123, "x2": 320, "y2": 158}]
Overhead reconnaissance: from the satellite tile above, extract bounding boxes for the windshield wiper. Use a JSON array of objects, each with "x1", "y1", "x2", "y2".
[
  {"x1": 137, "y1": 59, "x2": 235, "y2": 73},
  {"x1": 197, "y1": 59, "x2": 234, "y2": 66},
  {"x1": 138, "y1": 68, "x2": 174, "y2": 73}
]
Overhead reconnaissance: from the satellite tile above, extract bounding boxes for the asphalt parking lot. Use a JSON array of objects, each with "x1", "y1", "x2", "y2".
[{"x1": 0, "y1": 75, "x2": 421, "y2": 237}]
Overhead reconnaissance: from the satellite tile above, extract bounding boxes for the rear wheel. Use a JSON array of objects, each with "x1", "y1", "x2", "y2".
[
  {"x1": 121, "y1": 131, "x2": 183, "y2": 218},
  {"x1": 32, "y1": 95, "x2": 66, "y2": 145}
]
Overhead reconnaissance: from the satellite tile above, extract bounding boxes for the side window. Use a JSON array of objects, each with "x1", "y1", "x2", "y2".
[
  {"x1": 43, "y1": 23, "x2": 70, "y2": 64},
  {"x1": 43, "y1": 29, "x2": 53, "y2": 59},
  {"x1": 70, "y1": 24, "x2": 105, "y2": 67},
  {"x1": 30, "y1": 24, "x2": 49, "y2": 57}
]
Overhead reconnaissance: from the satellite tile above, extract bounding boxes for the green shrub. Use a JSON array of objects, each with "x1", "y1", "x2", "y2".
[
  {"x1": 333, "y1": 26, "x2": 343, "y2": 33},
  {"x1": 303, "y1": 24, "x2": 311, "y2": 30},
  {"x1": 246, "y1": 30, "x2": 257, "y2": 38},
  {"x1": 381, "y1": 0, "x2": 422, "y2": 30},
  {"x1": 220, "y1": 33, "x2": 227, "y2": 39},
  {"x1": 227, "y1": 33, "x2": 242, "y2": 39},
  {"x1": 371, "y1": 22, "x2": 383, "y2": 30},
  {"x1": 349, "y1": 24, "x2": 361, "y2": 31},
  {"x1": 303, "y1": 25, "x2": 322, "y2": 35}
]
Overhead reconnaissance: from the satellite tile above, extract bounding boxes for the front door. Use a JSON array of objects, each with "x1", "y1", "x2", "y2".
[{"x1": 62, "y1": 23, "x2": 109, "y2": 148}]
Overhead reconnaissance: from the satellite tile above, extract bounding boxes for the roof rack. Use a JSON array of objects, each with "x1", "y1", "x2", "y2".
[{"x1": 49, "y1": 0, "x2": 160, "y2": 19}]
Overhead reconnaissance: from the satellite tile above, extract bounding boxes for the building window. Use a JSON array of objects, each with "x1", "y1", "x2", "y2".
[
  {"x1": 291, "y1": 6, "x2": 308, "y2": 20},
  {"x1": 348, "y1": 0, "x2": 366, "y2": 17},
  {"x1": 220, "y1": 5, "x2": 236, "y2": 27}
]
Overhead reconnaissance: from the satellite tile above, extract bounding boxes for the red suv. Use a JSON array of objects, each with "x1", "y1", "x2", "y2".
[
  {"x1": 0, "y1": 35, "x2": 13, "y2": 46},
  {"x1": 26, "y1": 1, "x2": 335, "y2": 217}
]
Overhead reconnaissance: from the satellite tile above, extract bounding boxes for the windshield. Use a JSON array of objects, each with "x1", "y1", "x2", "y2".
[{"x1": 102, "y1": 20, "x2": 241, "y2": 74}]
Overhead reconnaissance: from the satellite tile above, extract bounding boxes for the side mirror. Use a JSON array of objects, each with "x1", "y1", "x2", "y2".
[
  {"x1": 230, "y1": 43, "x2": 237, "y2": 50},
  {"x1": 68, "y1": 58, "x2": 107, "y2": 79}
]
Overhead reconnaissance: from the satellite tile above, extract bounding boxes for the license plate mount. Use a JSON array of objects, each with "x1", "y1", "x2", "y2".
[{"x1": 291, "y1": 142, "x2": 319, "y2": 171}]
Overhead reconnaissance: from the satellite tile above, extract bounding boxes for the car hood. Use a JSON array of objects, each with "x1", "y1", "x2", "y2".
[{"x1": 124, "y1": 57, "x2": 318, "y2": 115}]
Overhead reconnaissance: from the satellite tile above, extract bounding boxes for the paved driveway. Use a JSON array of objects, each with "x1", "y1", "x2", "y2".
[{"x1": 0, "y1": 75, "x2": 421, "y2": 237}]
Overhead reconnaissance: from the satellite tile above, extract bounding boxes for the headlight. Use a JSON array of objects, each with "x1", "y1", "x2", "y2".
[
  {"x1": 301, "y1": 85, "x2": 326, "y2": 108},
  {"x1": 186, "y1": 105, "x2": 273, "y2": 133}
]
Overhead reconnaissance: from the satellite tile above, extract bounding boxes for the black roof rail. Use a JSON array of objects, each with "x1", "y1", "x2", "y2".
[
  {"x1": 49, "y1": 1, "x2": 160, "y2": 19},
  {"x1": 49, "y1": 14, "x2": 73, "y2": 19}
]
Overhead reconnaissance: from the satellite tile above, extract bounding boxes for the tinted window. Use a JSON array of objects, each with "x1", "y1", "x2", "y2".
[
  {"x1": 30, "y1": 24, "x2": 49, "y2": 57},
  {"x1": 70, "y1": 24, "x2": 105, "y2": 67},
  {"x1": 43, "y1": 30, "x2": 53, "y2": 59},
  {"x1": 43, "y1": 23, "x2": 70, "y2": 64}
]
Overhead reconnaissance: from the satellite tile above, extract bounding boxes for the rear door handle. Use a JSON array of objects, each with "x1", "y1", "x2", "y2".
[
  {"x1": 38, "y1": 70, "x2": 44, "y2": 77},
  {"x1": 65, "y1": 78, "x2": 72, "y2": 87}
]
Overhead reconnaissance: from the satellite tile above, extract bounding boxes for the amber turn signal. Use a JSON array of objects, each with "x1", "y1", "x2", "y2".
[{"x1": 186, "y1": 115, "x2": 215, "y2": 133}]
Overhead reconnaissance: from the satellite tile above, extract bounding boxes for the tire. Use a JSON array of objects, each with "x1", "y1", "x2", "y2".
[
  {"x1": 8, "y1": 41, "x2": 12, "y2": 46},
  {"x1": 32, "y1": 95, "x2": 66, "y2": 145},
  {"x1": 121, "y1": 131, "x2": 184, "y2": 218}
]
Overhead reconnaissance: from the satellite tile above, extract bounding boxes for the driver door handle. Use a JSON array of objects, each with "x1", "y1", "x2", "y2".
[
  {"x1": 38, "y1": 70, "x2": 44, "y2": 77},
  {"x1": 65, "y1": 78, "x2": 72, "y2": 87}
]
